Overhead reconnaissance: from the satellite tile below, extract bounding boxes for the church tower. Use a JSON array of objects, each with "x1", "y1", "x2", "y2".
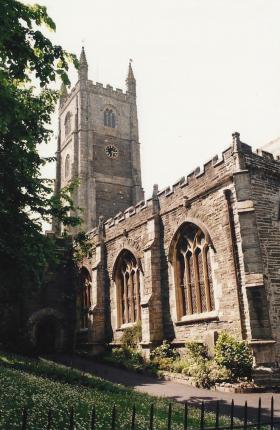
[{"x1": 54, "y1": 48, "x2": 144, "y2": 233}]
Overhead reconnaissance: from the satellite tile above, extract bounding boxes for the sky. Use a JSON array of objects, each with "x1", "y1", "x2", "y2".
[{"x1": 37, "y1": 0, "x2": 280, "y2": 204}]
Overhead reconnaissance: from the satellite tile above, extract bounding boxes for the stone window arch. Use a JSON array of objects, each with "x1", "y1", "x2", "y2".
[
  {"x1": 172, "y1": 222, "x2": 214, "y2": 319},
  {"x1": 64, "y1": 111, "x2": 71, "y2": 136},
  {"x1": 79, "y1": 268, "x2": 92, "y2": 329},
  {"x1": 104, "y1": 108, "x2": 116, "y2": 128},
  {"x1": 114, "y1": 250, "x2": 142, "y2": 326},
  {"x1": 65, "y1": 154, "x2": 70, "y2": 178}
]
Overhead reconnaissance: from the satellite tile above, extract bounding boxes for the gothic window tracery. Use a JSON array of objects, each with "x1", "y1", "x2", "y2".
[
  {"x1": 64, "y1": 112, "x2": 71, "y2": 136},
  {"x1": 115, "y1": 250, "x2": 141, "y2": 326},
  {"x1": 104, "y1": 108, "x2": 116, "y2": 128},
  {"x1": 174, "y1": 223, "x2": 214, "y2": 319},
  {"x1": 65, "y1": 154, "x2": 70, "y2": 178},
  {"x1": 79, "y1": 268, "x2": 92, "y2": 330}
]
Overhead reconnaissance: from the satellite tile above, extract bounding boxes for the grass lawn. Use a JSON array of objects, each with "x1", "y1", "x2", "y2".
[{"x1": 0, "y1": 350, "x2": 232, "y2": 430}]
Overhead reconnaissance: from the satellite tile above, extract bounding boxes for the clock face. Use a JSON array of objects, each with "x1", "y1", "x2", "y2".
[{"x1": 105, "y1": 144, "x2": 119, "y2": 159}]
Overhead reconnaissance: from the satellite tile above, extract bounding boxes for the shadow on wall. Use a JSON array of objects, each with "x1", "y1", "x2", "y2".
[{"x1": 27, "y1": 308, "x2": 66, "y2": 354}]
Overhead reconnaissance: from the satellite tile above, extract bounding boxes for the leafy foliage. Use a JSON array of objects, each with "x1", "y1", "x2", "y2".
[
  {"x1": 185, "y1": 342, "x2": 209, "y2": 360},
  {"x1": 73, "y1": 231, "x2": 94, "y2": 263},
  {"x1": 214, "y1": 331, "x2": 253, "y2": 380},
  {"x1": 150, "y1": 340, "x2": 179, "y2": 361},
  {"x1": 120, "y1": 321, "x2": 142, "y2": 350},
  {"x1": 0, "y1": 0, "x2": 80, "y2": 346},
  {"x1": 107, "y1": 347, "x2": 145, "y2": 372}
]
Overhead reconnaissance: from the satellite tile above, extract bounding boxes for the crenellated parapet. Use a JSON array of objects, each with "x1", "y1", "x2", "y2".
[
  {"x1": 87, "y1": 134, "x2": 280, "y2": 240},
  {"x1": 90, "y1": 81, "x2": 130, "y2": 102}
]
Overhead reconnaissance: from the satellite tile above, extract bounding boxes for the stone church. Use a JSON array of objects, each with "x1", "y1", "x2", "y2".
[{"x1": 32, "y1": 47, "x2": 280, "y2": 370}]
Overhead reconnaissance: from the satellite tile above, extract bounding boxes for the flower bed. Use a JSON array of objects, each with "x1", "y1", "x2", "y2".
[{"x1": 103, "y1": 330, "x2": 254, "y2": 390}]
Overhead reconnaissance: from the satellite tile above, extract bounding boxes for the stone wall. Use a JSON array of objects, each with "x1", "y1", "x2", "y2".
[
  {"x1": 243, "y1": 148, "x2": 280, "y2": 363},
  {"x1": 81, "y1": 137, "x2": 280, "y2": 365}
]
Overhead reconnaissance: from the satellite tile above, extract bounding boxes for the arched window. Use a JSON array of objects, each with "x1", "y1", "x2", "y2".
[
  {"x1": 65, "y1": 154, "x2": 70, "y2": 178},
  {"x1": 174, "y1": 223, "x2": 214, "y2": 318},
  {"x1": 114, "y1": 250, "x2": 141, "y2": 326},
  {"x1": 79, "y1": 268, "x2": 92, "y2": 329},
  {"x1": 104, "y1": 108, "x2": 116, "y2": 128},
  {"x1": 64, "y1": 112, "x2": 71, "y2": 136}
]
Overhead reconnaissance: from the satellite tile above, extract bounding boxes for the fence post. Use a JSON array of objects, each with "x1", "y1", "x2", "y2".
[
  {"x1": 131, "y1": 404, "x2": 136, "y2": 430},
  {"x1": 215, "y1": 400, "x2": 219, "y2": 429},
  {"x1": 230, "y1": 399, "x2": 234, "y2": 430},
  {"x1": 69, "y1": 407, "x2": 74, "y2": 430},
  {"x1": 149, "y1": 404, "x2": 154, "y2": 430},
  {"x1": 91, "y1": 406, "x2": 96, "y2": 430},
  {"x1": 200, "y1": 401, "x2": 204, "y2": 430},
  {"x1": 167, "y1": 403, "x2": 172, "y2": 430},
  {"x1": 243, "y1": 401, "x2": 247, "y2": 430},
  {"x1": 21, "y1": 408, "x2": 28, "y2": 430},
  {"x1": 46, "y1": 409, "x2": 52, "y2": 430},
  {"x1": 257, "y1": 397, "x2": 261, "y2": 430},
  {"x1": 184, "y1": 402, "x2": 188, "y2": 430},
  {"x1": 270, "y1": 396, "x2": 274, "y2": 430},
  {"x1": 111, "y1": 405, "x2": 116, "y2": 430}
]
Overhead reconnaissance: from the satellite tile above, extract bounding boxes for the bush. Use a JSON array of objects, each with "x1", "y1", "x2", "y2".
[
  {"x1": 156, "y1": 357, "x2": 174, "y2": 371},
  {"x1": 185, "y1": 342, "x2": 208, "y2": 360},
  {"x1": 109, "y1": 347, "x2": 144, "y2": 370},
  {"x1": 120, "y1": 321, "x2": 142, "y2": 350},
  {"x1": 207, "y1": 360, "x2": 231, "y2": 384},
  {"x1": 171, "y1": 359, "x2": 190, "y2": 374},
  {"x1": 150, "y1": 340, "x2": 179, "y2": 362},
  {"x1": 214, "y1": 331, "x2": 253, "y2": 380}
]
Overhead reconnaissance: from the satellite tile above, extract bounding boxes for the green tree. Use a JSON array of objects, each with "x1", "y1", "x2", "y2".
[{"x1": 0, "y1": 0, "x2": 80, "y2": 344}]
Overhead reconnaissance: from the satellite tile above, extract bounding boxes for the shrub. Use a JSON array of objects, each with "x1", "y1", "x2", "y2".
[
  {"x1": 207, "y1": 360, "x2": 231, "y2": 383},
  {"x1": 171, "y1": 359, "x2": 190, "y2": 374},
  {"x1": 120, "y1": 321, "x2": 142, "y2": 350},
  {"x1": 150, "y1": 340, "x2": 179, "y2": 362},
  {"x1": 185, "y1": 342, "x2": 208, "y2": 360},
  {"x1": 214, "y1": 331, "x2": 253, "y2": 380},
  {"x1": 109, "y1": 347, "x2": 144, "y2": 369},
  {"x1": 156, "y1": 357, "x2": 174, "y2": 371}
]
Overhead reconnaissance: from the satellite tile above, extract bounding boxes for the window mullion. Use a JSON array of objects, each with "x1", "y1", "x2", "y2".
[
  {"x1": 185, "y1": 255, "x2": 193, "y2": 315},
  {"x1": 135, "y1": 270, "x2": 141, "y2": 321},
  {"x1": 129, "y1": 272, "x2": 135, "y2": 323},
  {"x1": 124, "y1": 273, "x2": 129, "y2": 323},
  {"x1": 203, "y1": 247, "x2": 212, "y2": 312},
  {"x1": 193, "y1": 250, "x2": 202, "y2": 313}
]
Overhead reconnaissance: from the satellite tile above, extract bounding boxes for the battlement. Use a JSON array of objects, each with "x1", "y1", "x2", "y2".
[
  {"x1": 87, "y1": 136, "x2": 280, "y2": 239},
  {"x1": 90, "y1": 81, "x2": 130, "y2": 101},
  {"x1": 59, "y1": 78, "x2": 132, "y2": 112}
]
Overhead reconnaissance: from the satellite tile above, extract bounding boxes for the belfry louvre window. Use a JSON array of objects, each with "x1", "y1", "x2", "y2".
[
  {"x1": 64, "y1": 112, "x2": 71, "y2": 136},
  {"x1": 174, "y1": 223, "x2": 214, "y2": 318},
  {"x1": 115, "y1": 250, "x2": 141, "y2": 326},
  {"x1": 104, "y1": 109, "x2": 116, "y2": 128},
  {"x1": 79, "y1": 268, "x2": 92, "y2": 329}
]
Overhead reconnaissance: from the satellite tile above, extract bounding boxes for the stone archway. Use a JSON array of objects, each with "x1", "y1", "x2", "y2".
[{"x1": 27, "y1": 308, "x2": 65, "y2": 353}]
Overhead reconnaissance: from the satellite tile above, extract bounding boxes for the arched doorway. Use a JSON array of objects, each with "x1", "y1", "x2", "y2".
[
  {"x1": 36, "y1": 317, "x2": 59, "y2": 353},
  {"x1": 28, "y1": 308, "x2": 65, "y2": 354}
]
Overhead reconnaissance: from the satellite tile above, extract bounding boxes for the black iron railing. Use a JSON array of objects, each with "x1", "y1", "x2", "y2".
[{"x1": 19, "y1": 396, "x2": 280, "y2": 430}]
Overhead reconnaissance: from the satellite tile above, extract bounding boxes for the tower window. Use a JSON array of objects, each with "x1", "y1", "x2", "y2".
[
  {"x1": 64, "y1": 112, "x2": 71, "y2": 136},
  {"x1": 65, "y1": 154, "x2": 70, "y2": 178},
  {"x1": 104, "y1": 109, "x2": 116, "y2": 128},
  {"x1": 173, "y1": 223, "x2": 214, "y2": 319}
]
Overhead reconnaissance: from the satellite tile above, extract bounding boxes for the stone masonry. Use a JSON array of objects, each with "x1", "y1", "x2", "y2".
[
  {"x1": 53, "y1": 48, "x2": 144, "y2": 234},
  {"x1": 51, "y1": 50, "x2": 280, "y2": 368}
]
